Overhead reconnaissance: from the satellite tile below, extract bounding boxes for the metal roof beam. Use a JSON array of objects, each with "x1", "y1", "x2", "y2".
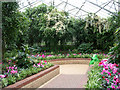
[
  {"x1": 55, "y1": 1, "x2": 64, "y2": 7},
  {"x1": 95, "y1": 0, "x2": 112, "y2": 13},
  {"x1": 87, "y1": 0, "x2": 118, "y2": 16},
  {"x1": 64, "y1": 0, "x2": 68, "y2": 10},
  {"x1": 60, "y1": 0, "x2": 89, "y2": 14},
  {"x1": 76, "y1": 0, "x2": 87, "y2": 15}
]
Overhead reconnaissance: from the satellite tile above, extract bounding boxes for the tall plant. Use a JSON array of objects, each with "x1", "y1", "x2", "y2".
[
  {"x1": 84, "y1": 13, "x2": 114, "y2": 51},
  {"x1": 2, "y1": 2, "x2": 30, "y2": 59},
  {"x1": 108, "y1": 27, "x2": 120, "y2": 64}
]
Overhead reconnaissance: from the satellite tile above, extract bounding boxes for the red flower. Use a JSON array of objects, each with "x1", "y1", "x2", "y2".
[
  {"x1": 104, "y1": 60, "x2": 107, "y2": 62},
  {"x1": 109, "y1": 73, "x2": 111, "y2": 76},
  {"x1": 99, "y1": 62, "x2": 102, "y2": 65},
  {"x1": 102, "y1": 76, "x2": 105, "y2": 78},
  {"x1": 116, "y1": 64, "x2": 119, "y2": 67}
]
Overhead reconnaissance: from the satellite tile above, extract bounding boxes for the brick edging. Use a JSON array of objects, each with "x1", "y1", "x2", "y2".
[
  {"x1": 4, "y1": 65, "x2": 59, "y2": 88},
  {"x1": 48, "y1": 58, "x2": 91, "y2": 62}
]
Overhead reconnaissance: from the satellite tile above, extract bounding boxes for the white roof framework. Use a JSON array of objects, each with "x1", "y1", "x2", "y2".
[{"x1": 18, "y1": 0, "x2": 120, "y2": 18}]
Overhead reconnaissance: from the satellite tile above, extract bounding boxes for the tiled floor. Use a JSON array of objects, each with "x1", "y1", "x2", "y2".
[{"x1": 39, "y1": 64, "x2": 89, "y2": 88}]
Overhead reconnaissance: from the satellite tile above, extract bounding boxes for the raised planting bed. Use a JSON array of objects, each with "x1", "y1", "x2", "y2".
[
  {"x1": 48, "y1": 58, "x2": 91, "y2": 65},
  {"x1": 4, "y1": 65, "x2": 59, "y2": 88}
]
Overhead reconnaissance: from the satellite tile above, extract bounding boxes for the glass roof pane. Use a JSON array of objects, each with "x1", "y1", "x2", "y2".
[
  {"x1": 18, "y1": 0, "x2": 119, "y2": 18},
  {"x1": 82, "y1": 2, "x2": 100, "y2": 13}
]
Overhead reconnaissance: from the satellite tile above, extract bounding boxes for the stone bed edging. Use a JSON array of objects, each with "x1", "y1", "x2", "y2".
[
  {"x1": 48, "y1": 58, "x2": 91, "y2": 65},
  {"x1": 4, "y1": 65, "x2": 59, "y2": 88}
]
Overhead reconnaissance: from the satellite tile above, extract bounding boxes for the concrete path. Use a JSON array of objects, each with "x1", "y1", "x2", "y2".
[{"x1": 38, "y1": 64, "x2": 89, "y2": 88}]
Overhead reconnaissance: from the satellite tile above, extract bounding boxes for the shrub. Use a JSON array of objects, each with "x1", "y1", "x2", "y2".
[
  {"x1": 108, "y1": 27, "x2": 120, "y2": 64},
  {"x1": 77, "y1": 43, "x2": 93, "y2": 53},
  {"x1": 86, "y1": 62, "x2": 102, "y2": 88}
]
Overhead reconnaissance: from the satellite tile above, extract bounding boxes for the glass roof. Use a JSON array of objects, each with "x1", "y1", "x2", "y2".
[{"x1": 18, "y1": 0, "x2": 119, "y2": 18}]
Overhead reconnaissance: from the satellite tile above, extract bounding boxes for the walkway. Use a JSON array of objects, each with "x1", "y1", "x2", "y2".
[{"x1": 38, "y1": 64, "x2": 89, "y2": 88}]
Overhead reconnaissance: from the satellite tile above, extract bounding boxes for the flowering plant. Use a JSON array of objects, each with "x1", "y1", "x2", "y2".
[
  {"x1": 98, "y1": 59, "x2": 120, "y2": 89},
  {"x1": 33, "y1": 60, "x2": 48, "y2": 68}
]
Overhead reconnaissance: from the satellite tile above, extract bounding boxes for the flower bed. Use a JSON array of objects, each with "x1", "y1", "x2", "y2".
[
  {"x1": 86, "y1": 59, "x2": 120, "y2": 89},
  {"x1": 98, "y1": 59, "x2": 120, "y2": 88},
  {"x1": 1, "y1": 60, "x2": 54, "y2": 88},
  {"x1": 29, "y1": 53, "x2": 110, "y2": 62},
  {"x1": 4, "y1": 65, "x2": 59, "y2": 88},
  {"x1": 1, "y1": 52, "x2": 110, "y2": 88}
]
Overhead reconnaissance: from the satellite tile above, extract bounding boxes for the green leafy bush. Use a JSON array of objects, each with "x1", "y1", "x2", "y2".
[
  {"x1": 108, "y1": 27, "x2": 120, "y2": 64},
  {"x1": 2, "y1": 78, "x2": 8, "y2": 87},
  {"x1": 15, "y1": 51, "x2": 34, "y2": 68},
  {"x1": 86, "y1": 62, "x2": 102, "y2": 88},
  {"x1": 7, "y1": 75, "x2": 16, "y2": 85},
  {"x1": 77, "y1": 43, "x2": 93, "y2": 53}
]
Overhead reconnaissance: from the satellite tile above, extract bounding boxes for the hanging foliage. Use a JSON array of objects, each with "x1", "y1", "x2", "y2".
[{"x1": 85, "y1": 13, "x2": 109, "y2": 34}]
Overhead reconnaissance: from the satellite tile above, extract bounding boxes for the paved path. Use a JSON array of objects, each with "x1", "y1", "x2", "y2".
[{"x1": 38, "y1": 64, "x2": 89, "y2": 88}]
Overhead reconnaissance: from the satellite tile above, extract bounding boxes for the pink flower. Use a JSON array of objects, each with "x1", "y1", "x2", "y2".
[
  {"x1": 0, "y1": 75, "x2": 6, "y2": 78},
  {"x1": 109, "y1": 64, "x2": 114, "y2": 70},
  {"x1": 9, "y1": 66, "x2": 11, "y2": 69},
  {"x1": 11, "y1": 70, "x2": 17, "y2": 74},
  {"x1": 41, "y1": 61, "x2": 43, "y2": 63},
  {"x1": 67, "y1": 54, "x2": 69, "y2": 56},
  {"x1": 113, "y1": 69, "x2": 117, "y2": 74},
  {"x1": 73, "y1": 54, "x2": 76, "y2": 55},
  {"x1": 111, "y1": 85, "x2": 115, "y2": 89},
  {"x1": 47, "y1": 55, "x2": 52, "y2": 57},
  {"x1": 116, "y1": 78, "x2": 119, "y2": 83},
  {"x1": 37, "y1": 63, "x2": 40, "y2": 67},
  {"x1": 11, "y1": 67, "x2": 14, "y2": 70},
  {"x1": 103, "y1": 59, "x2": 108, "y2": 62},
  {"x1": 107, "y1": 72, "x2": 111, "y2": 76},
  {"x1": 7, "y1": 70, "x2": 9, "y2": 73},
  {"x1": 44, "y1": 61, "x2": 47, "y2": 63},
  {"x1": 117, "y1": 86, "x2": 120, "y2": 89},
  {"x1": 15, "y1": 67, "x2": 17, "y2": 69},
  {"x1": 41, "y1": 65, "x2": 44, "y2": 67},
  {"x1": 6, "y1": 67, "x2": 8, "y2": 69},
  {"x1": 114, "y1": 76, "x2": 116, "y2": 80},
  {"x1": 33, "y1": 64, "x2": 36, "y2": 67},
  {"x1": 42, "y1": 54, "x2": 45, "y2": 58},
  {"x1": 105, "y1": 78, "x2": 109, "y2": 83},
  {"x1": 44, "y1": 61, "x2": 47, "y2": 64},
  {"x1": 105, "y1": 66, "x2": 108, "y2": 69}
]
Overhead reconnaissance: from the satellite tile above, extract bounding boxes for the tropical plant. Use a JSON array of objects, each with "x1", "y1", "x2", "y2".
[
  {"x1": 77, "y1": 43, "x2": 93, "y2": 53},
  {"x1": 2, "y1": 2, "x2": 30, "y2": 60},
  {"x1": 108, "y1": 27, "x2": 120, "y2": 64}
]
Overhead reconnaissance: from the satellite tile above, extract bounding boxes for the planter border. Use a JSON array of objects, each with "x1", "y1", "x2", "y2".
[
  {"x1": 48, "y1": 58, "x2": 91, "y2": 65},
  {"x1": 5, "y1": 65, "x2": 59, "y2": 88},
  {"x1": 48, "y1": 58, "x2": 91, "y2": 61}
]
